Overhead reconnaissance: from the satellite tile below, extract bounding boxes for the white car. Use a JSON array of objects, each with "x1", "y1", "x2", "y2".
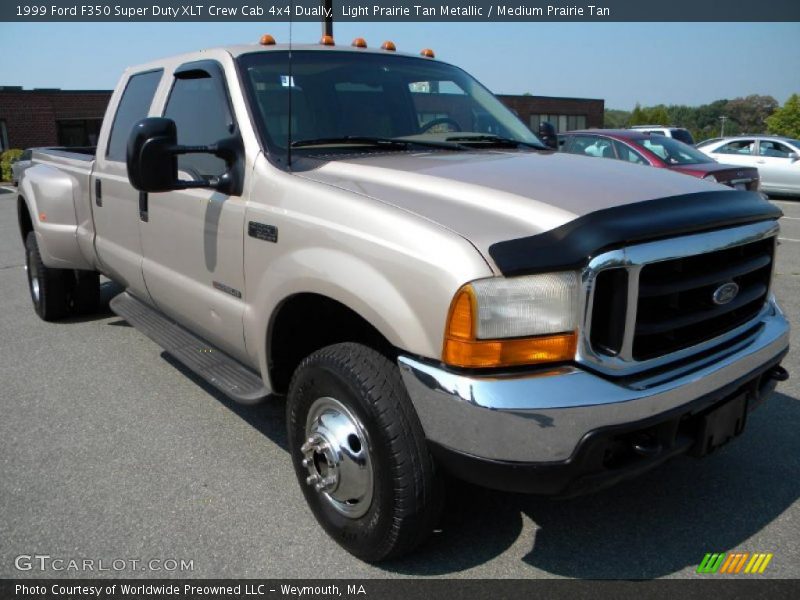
[
  {"x1": 699, "y1": 136, "x2": 800, "y2": 196},
  {"x1": 630, "y1": 125, "x2": 695, "y2": 145}
]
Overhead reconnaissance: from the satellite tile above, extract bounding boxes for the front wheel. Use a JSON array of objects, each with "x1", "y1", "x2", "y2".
[{"x1": 287, "y1": 342, "x2": 442, "y2": 562}]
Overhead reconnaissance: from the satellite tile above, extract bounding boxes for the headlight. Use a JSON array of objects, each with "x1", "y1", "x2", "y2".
[{"x1": 443, "y1": 272, "x2": 579, "y2": 368}]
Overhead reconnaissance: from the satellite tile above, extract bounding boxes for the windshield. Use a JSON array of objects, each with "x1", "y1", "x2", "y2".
[
  {"x1": 633, "y1": 135, "x2": 713, "y2": 165},
  {"x1": 237, "y1": 50, "x2": 543, "y2": 159}
]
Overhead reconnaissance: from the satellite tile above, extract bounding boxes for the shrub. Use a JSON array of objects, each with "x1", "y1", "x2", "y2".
[{"x1": 1, "y1": 148, "x2": 24, "y2": 182}]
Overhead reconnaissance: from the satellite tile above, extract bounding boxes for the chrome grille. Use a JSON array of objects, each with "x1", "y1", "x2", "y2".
[{"x1": 578, "y1": 221, "x2": 778, "y2": 375}]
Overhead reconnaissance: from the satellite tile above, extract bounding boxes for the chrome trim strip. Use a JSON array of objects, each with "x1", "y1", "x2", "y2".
[
  {"x1": 399, "y1": 300, "x2": 788, "y2": 462},
  {"x1": 577, "y1": 220, "x2": 779, "y2": 376}
]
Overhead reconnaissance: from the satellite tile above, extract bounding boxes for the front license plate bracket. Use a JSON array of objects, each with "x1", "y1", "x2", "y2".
[{"x1": 691, "y1": 393, "x2": 748, "y2": 457}]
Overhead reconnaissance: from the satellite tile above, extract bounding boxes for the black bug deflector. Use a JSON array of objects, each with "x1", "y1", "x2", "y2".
[{"x1": 488, "y1": 190, "x2": 782, "y2": 276}]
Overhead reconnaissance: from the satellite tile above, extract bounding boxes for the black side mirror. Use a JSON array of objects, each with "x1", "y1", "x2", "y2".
[
  {"x1": 127, "y1": 118, "x2": 178, "y2": 192},
  {"x1": 538, "y1": 121, "x2": 558, "y2": 150},
  {"x1": 126, "y1": 116, "x2": 244, "y2": 195}
]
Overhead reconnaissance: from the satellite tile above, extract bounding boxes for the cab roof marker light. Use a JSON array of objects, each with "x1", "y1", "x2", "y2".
[
  {"x1": 420, "y1": 48, "x2": 435, "y2": 58},
  {"x1": 381, "y1": 41, "x2": 397, "y2": 51},
  {"x1": 352, "y1": 38, "x2": 368, "y2": 48},
  {"x1": 259, "y1": 34, "x2": 276, "y2": 46},
  {"x1": 320, "y1": 35, "x2": 335, "y2": 46}
]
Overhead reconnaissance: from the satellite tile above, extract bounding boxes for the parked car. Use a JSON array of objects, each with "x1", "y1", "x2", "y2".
[
  {"x1": 560, "y1": 129, "x2": 760, "y2": 190},
  {"x1": 699, "y1": 136, "x2": 800, "y2": 196},
  {"x1": 11, "y1": 149, "x2": 33, "y2": 186},
  {"x1": 16, "y1": 37, "x2": 789, "y2": 561},
  {"x1": 630, "y1": 125, "x2": 695, "y2": 145}
]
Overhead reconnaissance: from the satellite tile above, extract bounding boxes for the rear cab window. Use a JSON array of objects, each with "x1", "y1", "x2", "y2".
[{"x1": 106, "y1": 70, "x2": 163, "y2": 162}]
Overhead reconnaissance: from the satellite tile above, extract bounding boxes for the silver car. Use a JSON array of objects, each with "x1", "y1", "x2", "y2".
[
  {"x1": 11, "y1": 149, "x2": 33, "y2": 187},
  {"x1": 698, "y1": 136, "x2": 800, "y2": 196}
]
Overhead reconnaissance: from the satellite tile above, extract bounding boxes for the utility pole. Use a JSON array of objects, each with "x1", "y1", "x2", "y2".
[
  {"x1": 719, "y1": 115, "x2": 728, "y2": 137},
  {"x1": 322, "y1": 0, "x2": 333, "y2": 37}
]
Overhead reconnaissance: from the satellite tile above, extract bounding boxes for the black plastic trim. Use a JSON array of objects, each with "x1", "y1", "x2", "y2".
[{"x1": 488, "y1": 191, "x2": 782, "y2": 276}]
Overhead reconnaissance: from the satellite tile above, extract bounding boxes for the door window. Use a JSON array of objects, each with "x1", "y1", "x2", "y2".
[
  {"x1": 715, "y1": 139, "x2": 755, "y2": 155},
  {"x1": 164, "y1": 70, "x2": 233, "y2": 179},
  {"x1": 613, "y1": 140, "x2": 648, "y2": 165},
  {"x1": 568, "y1": 135, "x2": 615, "y2": 158},
  {"x1": 106, "y1": 70, "x2": 163, "y2": 161},
  {"x1": 758, "y1": 140, "x2": 794, "y2": 158}
]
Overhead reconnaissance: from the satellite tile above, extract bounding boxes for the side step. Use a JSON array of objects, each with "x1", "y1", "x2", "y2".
[{"x1": 110, "y1": 292, "x2": 269, "y2": 404}]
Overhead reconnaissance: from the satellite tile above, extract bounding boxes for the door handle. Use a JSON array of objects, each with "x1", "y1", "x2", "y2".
[
  {"x1": 756, "y1": 160, "x2": 766, "y2": 164},
  {"x1": 94, "y1": 179, "x2": 102, "y2": 207}
]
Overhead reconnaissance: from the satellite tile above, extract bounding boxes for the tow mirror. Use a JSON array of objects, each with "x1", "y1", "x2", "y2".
[
  {"x1": 789, "y1": 152, "x2": 799, "y2": 163},
  {"x1": 538, "y1": 121, "x2": 558, "y2": 150},
  {"x1": 126, "y1": 117, "x2": 244, "y2": 195}
]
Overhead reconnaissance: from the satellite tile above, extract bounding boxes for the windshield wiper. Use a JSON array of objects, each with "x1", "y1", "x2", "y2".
[
  {"x1": 291, "y1": 136, "x2": 466, "y2": 151},
  {"x1": 444, "y1": 134, "x2": 547, "y2": 150}
]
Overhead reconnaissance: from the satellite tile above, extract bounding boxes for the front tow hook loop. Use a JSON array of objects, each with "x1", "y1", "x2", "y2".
[{"x1": 768, "y1": 365, "x2": 789, "y2": 382}]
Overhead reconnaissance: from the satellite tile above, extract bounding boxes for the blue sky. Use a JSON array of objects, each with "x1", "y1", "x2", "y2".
[{"x1": 1, "y1": 21, "x2": 798, "y2": 109}]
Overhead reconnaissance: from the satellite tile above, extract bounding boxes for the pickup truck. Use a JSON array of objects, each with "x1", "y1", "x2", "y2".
[{"x1": 17, "y1": 37, "x2": 790, "y2": 562}]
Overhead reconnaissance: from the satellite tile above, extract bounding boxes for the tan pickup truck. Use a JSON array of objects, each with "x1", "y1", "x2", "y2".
[{"x1": 16, "y1": 38, "x2": 790, "y2": 561}]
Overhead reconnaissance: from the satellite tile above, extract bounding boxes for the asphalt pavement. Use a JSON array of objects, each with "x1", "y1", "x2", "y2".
[{"x1": 0, "y1": 185, "x2": 798, "y2": 579}]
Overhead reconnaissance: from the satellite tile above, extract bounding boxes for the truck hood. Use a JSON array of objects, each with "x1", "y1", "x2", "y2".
[{"x1": 295, "y1": 150, "x2": 721, "y2": 267}]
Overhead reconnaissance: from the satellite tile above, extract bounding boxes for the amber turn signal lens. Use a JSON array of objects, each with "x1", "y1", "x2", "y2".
[
  {"x1": 352, "y1": 37, "x2": 367, "y2": 48},
  {"x1": 259, "y1": 34, "x2": 276, "y2": 46},
  {"x1": 420, "y1": 48, "x2": 435, "y2": 58},
  {"x1": 320, "y1": 35, "x2": 335, "y2": 46},
  {"x1": 443, "y1": 333, "x2": 577, "y2": 368},
  {"x1": 381, "y1": 40, "x2": 396, "y2": 51}
]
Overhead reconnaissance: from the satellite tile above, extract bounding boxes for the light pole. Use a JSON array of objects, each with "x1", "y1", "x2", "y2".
[{"x1": 719, "y1": 115, "x2": 728, "y2": 137}]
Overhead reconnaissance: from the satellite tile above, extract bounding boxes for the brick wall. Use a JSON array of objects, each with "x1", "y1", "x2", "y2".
[{"x1": 0, "y1": 89, "x2": 111, "y2": 150}]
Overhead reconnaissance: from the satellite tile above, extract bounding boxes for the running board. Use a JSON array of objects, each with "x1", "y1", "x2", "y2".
[{"x1": 110, "y1": 292, "x2": 268, "y2": 404}]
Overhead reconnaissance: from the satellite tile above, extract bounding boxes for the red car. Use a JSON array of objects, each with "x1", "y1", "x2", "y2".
[{"x1": 559, "y1": 129, "x2": 760, "y2": 191}]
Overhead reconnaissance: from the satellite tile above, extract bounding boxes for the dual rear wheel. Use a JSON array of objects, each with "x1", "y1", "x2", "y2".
[{"x1": 25, "y1": 231, "x2": 100, "y2": 321}]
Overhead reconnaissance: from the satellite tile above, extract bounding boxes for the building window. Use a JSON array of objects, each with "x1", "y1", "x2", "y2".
[
  {"x1": 529, "y1": 113, "x2": 587, "y2": 133},
  {"x1": 57, "y1": 119, "x2": 103, "y2": 147},
  {"x1": 0, "y1": 119, "x2": 8, "y2": 151}
]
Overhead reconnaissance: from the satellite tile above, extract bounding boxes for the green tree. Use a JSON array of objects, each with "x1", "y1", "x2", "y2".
[
  {"x1": 604, "y1": 109, "x2": 631, "y2": 128},
  {"x1": 725, "y1": 95, "x2": 778, "y2": 133},
  {"x1": 629, "y1": 103, "x2": 648, "y2": 125},
  {"x1": 766, "y1": 94, "x2": 800, "y2": 139},
  {"x1": 646, "y1": 105, "x2": 670, "y2": 125}
]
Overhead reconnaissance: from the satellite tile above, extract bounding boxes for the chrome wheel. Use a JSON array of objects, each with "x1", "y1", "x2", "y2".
[{"x1": 301, "y1": 396, "x2": 374, "y2": 519}]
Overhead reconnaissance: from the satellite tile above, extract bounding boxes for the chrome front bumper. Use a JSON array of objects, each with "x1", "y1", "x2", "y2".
[{"x1": 398, "y1": 298, "x2": 789, "y2": 464}]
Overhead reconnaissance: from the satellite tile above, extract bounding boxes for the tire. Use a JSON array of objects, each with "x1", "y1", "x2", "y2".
[
  {"x1": 287, "y1": 342, "x2": 442, "y2": 562},
  {"x1": 24, "y1": 231, "x2": 70, "y2": 321},
  {"x1": 71, "y1": 270, "x2": 100, "y2": 315}
]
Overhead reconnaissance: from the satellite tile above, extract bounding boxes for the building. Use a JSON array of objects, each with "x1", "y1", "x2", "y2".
[
  {"x1": 0, "y1": 87, "x2": 112, "y2": 152},
  {"x1": 497, "y1": 94, "x2": 605, "y2": 133},
  {"x1": 0, "y1": 86, "x2": 603, "y2": 152}
]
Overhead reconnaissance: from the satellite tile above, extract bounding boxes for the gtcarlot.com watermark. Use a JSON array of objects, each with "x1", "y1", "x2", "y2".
[{"x1": 14, "y1": 554, "x2": 194, "y2": 572}]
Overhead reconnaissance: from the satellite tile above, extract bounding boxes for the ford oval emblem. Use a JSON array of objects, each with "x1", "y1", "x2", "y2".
[{"x1": 713, "y1": 282, "x2": 740, "y2": 305}]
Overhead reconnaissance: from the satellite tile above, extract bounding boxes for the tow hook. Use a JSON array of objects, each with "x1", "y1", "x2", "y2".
[
  {"x1": 631, "y1": 433, "x2": 662, "y2": 458},
  {"x1": 767, "y1": 365, "x2": 789, "y2": 382}
]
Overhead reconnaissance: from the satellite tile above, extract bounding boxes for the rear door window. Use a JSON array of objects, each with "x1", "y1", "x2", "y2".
[
  {"x1": 715, "y1": 140, "x2": 755, "y2": 155},
  {"x1": 106, "y1": 70, "x2": 163, "y2": 162}
]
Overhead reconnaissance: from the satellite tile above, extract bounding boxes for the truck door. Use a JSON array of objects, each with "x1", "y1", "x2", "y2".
[
  {"x1": 92, "y1": 69, "x2": 163, "y2": 299},
  {"x1": 138, "y1": 60, "x2": 248, "y2": 360}
]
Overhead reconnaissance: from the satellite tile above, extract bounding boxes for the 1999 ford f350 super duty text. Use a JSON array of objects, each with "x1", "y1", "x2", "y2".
[{"x1": 17, "y1": 37, "x2": 790, "y2": 561}]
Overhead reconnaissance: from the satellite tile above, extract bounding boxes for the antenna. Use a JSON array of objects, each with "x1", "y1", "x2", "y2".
[{"x1": 286, "y1": 1, "x2": 294, "y2": 168}]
